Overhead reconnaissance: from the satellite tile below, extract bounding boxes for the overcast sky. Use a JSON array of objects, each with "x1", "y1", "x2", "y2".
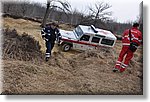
[{"x1": 3, "y1": 0, "x2": 143, "y2": 23}]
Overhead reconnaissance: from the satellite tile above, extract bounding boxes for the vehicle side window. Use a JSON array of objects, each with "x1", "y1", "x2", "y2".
[
  {"x1": 80, "y1": 35, "x2": 90, "y2": 41},
  {"x1": 91, "y1": 37, "x2": 100, "y2": 43},
  {"x1": 101, "y1": 39, "x2": 114, "y2": 46}
]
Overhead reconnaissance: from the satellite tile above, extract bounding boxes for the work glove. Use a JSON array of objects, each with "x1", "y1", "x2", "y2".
[{"x1": 42, "y1": 35, "x2": 48, "y2": 41}]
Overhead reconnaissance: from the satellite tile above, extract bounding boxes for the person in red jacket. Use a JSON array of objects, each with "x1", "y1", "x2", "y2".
[{"x1": 113, "y1": 23, "x2": 142, "y2": 73}]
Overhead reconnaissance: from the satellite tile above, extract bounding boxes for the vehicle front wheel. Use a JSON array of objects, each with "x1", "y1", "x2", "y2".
[{"x1": 61, "y1": 44, "x2": 71, "y2": 52}]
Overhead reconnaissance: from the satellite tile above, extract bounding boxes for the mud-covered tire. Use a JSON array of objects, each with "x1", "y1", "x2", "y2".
[{"x1": 61, "y1": 44, "x2": 71, "y2": 52}]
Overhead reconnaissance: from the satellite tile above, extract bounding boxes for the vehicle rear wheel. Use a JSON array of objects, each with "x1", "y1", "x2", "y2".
[{"x1": 61, "y1": 44, "x2": 71, "y2": 52}]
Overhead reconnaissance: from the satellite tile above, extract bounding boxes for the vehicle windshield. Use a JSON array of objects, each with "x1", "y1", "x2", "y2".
[{"x1": 74, "y1": 26, "x2": 83, "y2": 37}]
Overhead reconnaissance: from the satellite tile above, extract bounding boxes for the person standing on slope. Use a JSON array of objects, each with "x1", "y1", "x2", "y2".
[
  {"x1": 113, "y1": 23, "x2": 142, "y2": 73},
  {"x1": 41, "y1": 22, "x2": 61, "y2": 62}
]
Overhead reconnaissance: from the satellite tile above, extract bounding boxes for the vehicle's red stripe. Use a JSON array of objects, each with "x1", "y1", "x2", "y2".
[{"x1": 61, "y1": 38, "x2": 98, "y2": 47}]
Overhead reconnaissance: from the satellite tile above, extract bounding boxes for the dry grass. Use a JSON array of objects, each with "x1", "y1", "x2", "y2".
[
  {"x1": 2, "y1": 49, "x2": 143, "y2": 95},
  {"x1": 3, "y1": 17, "x2": 45, "y2": 52},
  {"x1": 1, "y1": 17, "x2": 143, "y2": 95},
  {"x1": 2, "y1": 28, "x2": 43, "y2": 61}
]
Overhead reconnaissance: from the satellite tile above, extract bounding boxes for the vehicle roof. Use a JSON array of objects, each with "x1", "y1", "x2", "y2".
[{"x1": 78, "y1": 25, "x2": 116, "y2": 39}]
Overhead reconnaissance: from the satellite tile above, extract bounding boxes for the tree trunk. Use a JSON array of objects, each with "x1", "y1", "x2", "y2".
[{"x1": 41, "y1": 2, "x2": 50, "y2": 27}]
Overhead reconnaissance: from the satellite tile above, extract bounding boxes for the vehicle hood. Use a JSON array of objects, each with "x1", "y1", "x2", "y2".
[{"x1": 60, "y1": 29, "x2": 77, "y2": 40}]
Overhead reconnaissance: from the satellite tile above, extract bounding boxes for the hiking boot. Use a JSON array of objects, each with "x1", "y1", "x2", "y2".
[
  {"x1": 119, "y1": 68, "x2": 125, "y2": 73},
  {"x1": 112, "y1": 68, "x2": 119, "y2": 72},
  {"x1": 45, "y1": 57, "x2": 49, "y2": 62}
]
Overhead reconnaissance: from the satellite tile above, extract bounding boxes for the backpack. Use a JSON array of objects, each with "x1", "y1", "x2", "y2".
[{"x1": 129, "y1": 30, "x2": 138, "y2": 52}]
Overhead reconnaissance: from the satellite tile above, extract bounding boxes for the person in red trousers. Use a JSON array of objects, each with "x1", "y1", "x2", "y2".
[{"x1": 113, "y1": 23, "x2": 142, "y2": 73}]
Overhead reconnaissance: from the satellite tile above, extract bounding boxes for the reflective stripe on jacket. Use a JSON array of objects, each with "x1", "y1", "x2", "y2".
[{"x1": 122, "y1": 27, "x2": 142, "y2": 46}]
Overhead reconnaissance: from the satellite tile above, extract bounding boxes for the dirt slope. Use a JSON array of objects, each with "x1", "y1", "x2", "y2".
[
  {"x1": 2, "y1": 50, "x2": 143, "y2": 95},
  {"x1": 2, "y1": 17, "x2": 143, "y2": 95},
  {"x1": 3, "y1": 17, "x2": 75, "y2": 54}
]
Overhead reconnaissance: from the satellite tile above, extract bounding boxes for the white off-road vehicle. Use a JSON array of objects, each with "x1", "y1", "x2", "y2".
[{"x1": 58, "y1": 25, "x2": 117, "y2": 51}]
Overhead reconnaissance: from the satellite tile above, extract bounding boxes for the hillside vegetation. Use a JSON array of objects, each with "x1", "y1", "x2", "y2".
[{"x1": 2, "y1": 17, "x2": 143, "y2": 95}]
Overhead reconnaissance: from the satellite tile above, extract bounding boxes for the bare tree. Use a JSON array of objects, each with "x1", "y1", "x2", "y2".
[
  {"x1": 69, "y1": 8, "x2": 78, "y2": 25},
  {"x1": 41, "y1": 1, "x2": 51, "y2": 27},
  {"x1": 20, "y1": 1, "x2": 29, "y2": 17},
  {"x1": 3, "y1": 3, "x2": 12, "y2": 13},
  {"x1": 77, "y1": 11, "x2": 93, "y2": 25},
  {"x1": 89, "y1": 2, "x2": 112, "y2": 26},
  {"x1": 41, "y1": 0, "x2": 71, "y2": 27}
]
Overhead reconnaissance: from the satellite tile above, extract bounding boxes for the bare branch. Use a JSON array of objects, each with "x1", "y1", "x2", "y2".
[
  {"x1": 41, "y1": 0, "x2": 71, "y2": 27},
  {"x1": 88, "y1": 1, "x2": 112, "y2": 26}
]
